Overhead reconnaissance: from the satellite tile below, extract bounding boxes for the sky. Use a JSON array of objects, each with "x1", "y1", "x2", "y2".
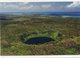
[{"x1": 0, "y1": 2, "x2": 80, "y2": 12}]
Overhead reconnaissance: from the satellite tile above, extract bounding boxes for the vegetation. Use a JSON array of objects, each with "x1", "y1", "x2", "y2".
[{"x1": 1, "y1": 15, "x2": 80, "y2": 55}]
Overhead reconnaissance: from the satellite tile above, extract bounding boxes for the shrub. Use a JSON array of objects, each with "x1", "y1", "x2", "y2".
[
  {"x1": 29, "y1": 44, "x2": 67, "y2": 55},
  {"x1": 1, "y1": 40, "x2": 11, "y2": 48},
  {"x1": 20, "y1": 32, "x2": 30, "y2": 42},
  {"x1": 61, "y1": 39, "x2": 77, "y2": 48},
  {"x1": 50, "y1": 31, "x2": 63, "y2": 41}
]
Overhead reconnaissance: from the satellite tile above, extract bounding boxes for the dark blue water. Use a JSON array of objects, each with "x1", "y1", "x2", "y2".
[
  {"x1": 47, "y1": 12, "x2": 80, "y2": 16},
  {"x1": 24, "y1": 37, "x2": 54, "y2": 44},
  {"x1": 29, "y1": 12, "x2": 80, "y2": 16},
  {"x1": 0, "y1": 12, "x2": 80, "y2": 16}
]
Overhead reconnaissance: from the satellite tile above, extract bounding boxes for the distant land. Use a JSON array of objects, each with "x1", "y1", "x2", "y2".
[{"x1": 0, "y1": 12, "x2": 80, "y2": 16}]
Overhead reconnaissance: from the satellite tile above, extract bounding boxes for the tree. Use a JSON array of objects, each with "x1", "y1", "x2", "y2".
[{"x1": 20, "y1": 32, "x2": 30, "y2": 42}]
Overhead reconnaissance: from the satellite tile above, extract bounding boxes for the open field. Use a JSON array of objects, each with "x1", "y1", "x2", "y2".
[{"x1": 1, "y1": 15, "x2": 80, "y2": 55}]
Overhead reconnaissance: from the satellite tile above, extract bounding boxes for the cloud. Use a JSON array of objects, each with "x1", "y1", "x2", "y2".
[
  {"x1": 20, "y1": 5, "x2": 34, "y2": 10},
  {"x1": 0, "y1": 2, "x2": 52, "y2": 10},
  {"x1": 41, "y1": 5, "x2": 51, "y2": 8},
  {"x1": 0, "y1": 2, "x2": 80, "y2": 12},
  {"x1": 67, "y1": 1, "x2": 80, "y2": 8},
  {"x1": 0, "y1": 2, "x2": 29, "y2": 8},
  {"x1": 18, "y1": 2, "x2": 29, "y2": 5}
]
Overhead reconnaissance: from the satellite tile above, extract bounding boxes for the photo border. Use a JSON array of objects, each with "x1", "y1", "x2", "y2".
[
  {"x1": 0, "y1": 0, "x2": 80, "y2": 2},
  {"x1": 0, "y1": 0, "x2": 80, "y2": 58}
]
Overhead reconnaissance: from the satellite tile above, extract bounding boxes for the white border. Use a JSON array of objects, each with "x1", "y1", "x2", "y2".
[
  {"x1": 0, "y1": 0, "x2": 80, "y2": 2},
  {"x1": 0, "y1": 56, "x2": 80, "y2": 58}
]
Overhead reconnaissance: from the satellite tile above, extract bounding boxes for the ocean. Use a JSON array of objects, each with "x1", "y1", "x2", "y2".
[{"x1": 0, "y1": 12, "x2": 80, "y2": 16}]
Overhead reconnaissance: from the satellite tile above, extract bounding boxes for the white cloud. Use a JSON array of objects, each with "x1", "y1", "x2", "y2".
[
  {"x1": 41, "y1": 5, "x2": 51, "y2": 8},
  {"x1": 20, "y1": 5, "x2": 34, "y2": 10},
  {"x1": 0, "y1": 2, "x2": 79, "y2": 12},
  {"x1": 17, "y1": 2, "x2": 29, "y2": 6},
  {"x1": 67, "y1": 1, "x2": 80, "y2": 8},
  {"x1": 0, "y1": 2, "x2": 29, "y2": 8}
]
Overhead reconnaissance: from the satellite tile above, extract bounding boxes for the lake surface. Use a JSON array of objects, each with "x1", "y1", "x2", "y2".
[{"x1": 24, "y1": 37, "x2": 54, "y2": 44}]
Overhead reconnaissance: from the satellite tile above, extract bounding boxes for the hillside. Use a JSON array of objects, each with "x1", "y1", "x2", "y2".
[{"x1": 1, "y1": 15, "x2": 80, "y2": 55}]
